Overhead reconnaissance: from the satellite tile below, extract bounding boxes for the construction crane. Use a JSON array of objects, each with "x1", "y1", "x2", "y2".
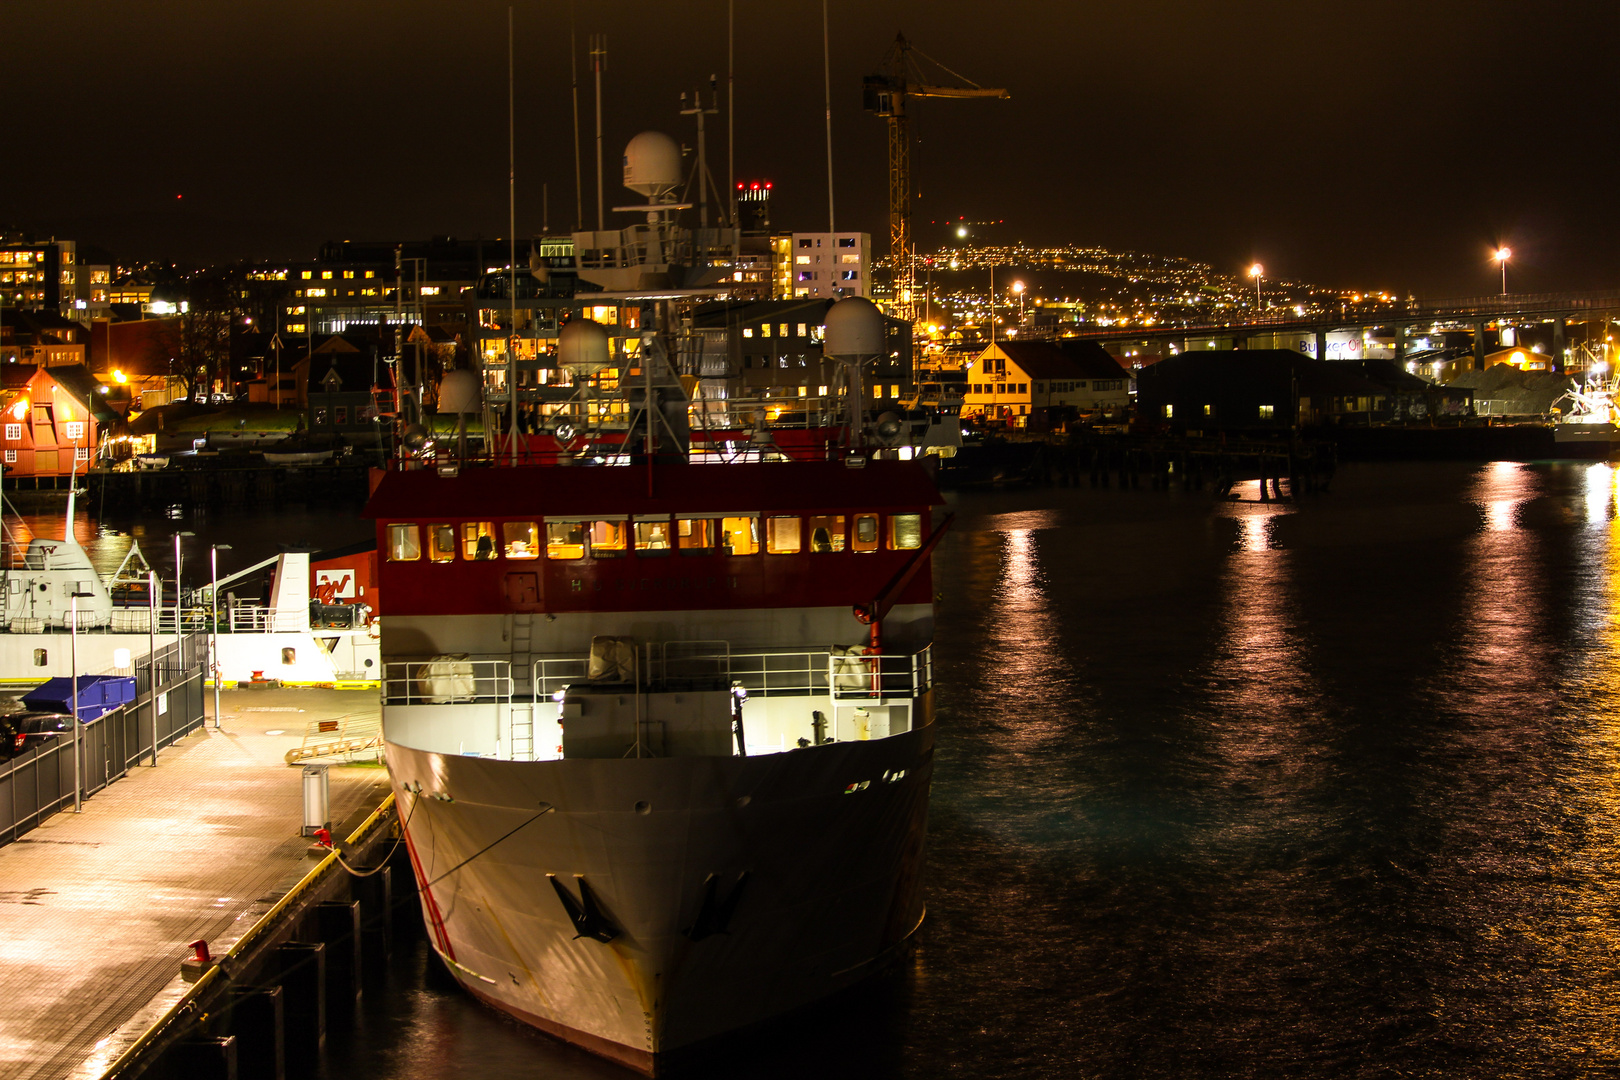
[{"x1": 864, "y1": 33, "x2": 1008, "y2": 322}]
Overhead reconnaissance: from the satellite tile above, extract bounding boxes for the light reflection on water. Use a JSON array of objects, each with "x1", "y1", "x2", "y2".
[{"x1": 43, "y1": 465, "x2": 1620, "y2": 1078}]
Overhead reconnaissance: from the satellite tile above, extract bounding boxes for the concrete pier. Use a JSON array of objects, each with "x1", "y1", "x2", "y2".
[{"x1": 0, "y1": 688, "x2": 388, "y2": 1080}]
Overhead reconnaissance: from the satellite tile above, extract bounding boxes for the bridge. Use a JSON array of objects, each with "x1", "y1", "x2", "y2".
[{"x1": 1066, "y1": 288, "x2": 1620, "y2": 367}]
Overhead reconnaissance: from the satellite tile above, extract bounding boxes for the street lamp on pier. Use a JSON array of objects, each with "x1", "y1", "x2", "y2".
[
  {"x1": 1012, "y1": 280, "x2": 1026, "y2": 326},
  {"x1": 1249, "y1": 264, "x2": 1264, "y2": 311},
  {"x1": 210, "y1": 543, "x2": 232, "y2": 729},
  {"x1": 1494, "y1": 247, "x2": 1512, "y2": 296},
  {"x1": 69, "y1": 590, "x2": 93, "y2": 813}
]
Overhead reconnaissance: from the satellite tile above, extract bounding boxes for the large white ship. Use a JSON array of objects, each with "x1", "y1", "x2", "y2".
[
  {"x1": 371, "y1": 458, "x2": 944, "y2": 1071},
  {"x1": 370, "y1": 121, "x2": 948, "y2": 1070}
]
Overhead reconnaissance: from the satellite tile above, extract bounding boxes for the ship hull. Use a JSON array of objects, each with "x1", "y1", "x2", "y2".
[
  {"x1": 384, "y1": 707, "x2": 933, "y2": 1072},
  {"x1": 1553, "y1": 422, "x2": 1620, "y2": 459}
]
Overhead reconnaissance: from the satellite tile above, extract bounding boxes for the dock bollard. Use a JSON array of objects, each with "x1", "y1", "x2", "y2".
[
  {"x1": 181, "y1": 939, "x2": 215, "y2": 983},
  {"x1": 272, "y1": 941, "x2": 326, "y2": 1065},
  {"x1": 225, "y1": 986, "x2": 286, "y2": 1080}
]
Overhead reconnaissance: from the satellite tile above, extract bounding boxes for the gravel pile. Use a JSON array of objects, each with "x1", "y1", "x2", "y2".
[{"x1": 1447, "y1": 365, "x2": 1574, "y2": 416}]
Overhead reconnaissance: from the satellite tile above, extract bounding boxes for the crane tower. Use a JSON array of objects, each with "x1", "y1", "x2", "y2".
[{"x1": 864, "y1": 33, "x2": 1007, "y2": 322}]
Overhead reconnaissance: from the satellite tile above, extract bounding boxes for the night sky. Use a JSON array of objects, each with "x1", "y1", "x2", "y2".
[{"x1": 9, "y1": 1, "x2": 1619, "y2": 296}]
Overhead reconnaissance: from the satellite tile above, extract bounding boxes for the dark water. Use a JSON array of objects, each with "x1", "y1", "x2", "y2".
[{"x1": 47, "y1": 462, "x2": 1620, "y2": 1077}]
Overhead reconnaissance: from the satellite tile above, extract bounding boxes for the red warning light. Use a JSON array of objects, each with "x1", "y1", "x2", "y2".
[
  {"x1": 751, "y1": 183, "x2": 760, "y2": 190},
  {"x1": 765, "y1": 182, "x2": 772, "y2": 189}
]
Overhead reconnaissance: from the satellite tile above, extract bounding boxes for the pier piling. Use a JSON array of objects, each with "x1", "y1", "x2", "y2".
[
  {"x1": 313, "y1": 899, "x2": 363, "y2": 1022},
  {"x1": 273, "y1": 941, "x2": 327, "y2": 1063},
  {"x1": 163, "y1": 1037, "x2": 237, "y2": 1080},
  {"x1": 224, "y1": 986, "x2": 286, "y2": 1080}
]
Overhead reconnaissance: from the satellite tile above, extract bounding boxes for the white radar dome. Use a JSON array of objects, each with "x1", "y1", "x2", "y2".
[
  {"x1": 823, "y1": 297, "x2": 886, "y2": 357},
  {"x1": 437, "y1": 369, "x2": 482, "y2": 414},
  {"x1": 557, "y1": 319, "x2": 612, "y2": 373},
  {"x1": 623, "y1": 131, "x2": 682, "y2": 199}
]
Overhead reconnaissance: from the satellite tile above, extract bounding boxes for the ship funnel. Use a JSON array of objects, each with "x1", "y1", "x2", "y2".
[
  {"x1": 823, "y1": 297, "x2": 885, "y2": 358},
  {"x1": 558, "y1": 319, "x2": 613, "y2": 375},
  {"x1": 622, "y1": 131, "x2": 682, "y2": 200}
]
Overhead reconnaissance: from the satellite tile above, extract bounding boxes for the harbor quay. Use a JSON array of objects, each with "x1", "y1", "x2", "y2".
[{"x1": 0, "y1": 687, "x2": 393, "y2": 1080}]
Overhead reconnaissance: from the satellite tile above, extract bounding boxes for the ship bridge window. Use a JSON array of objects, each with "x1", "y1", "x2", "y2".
[
  {"x1": 765, "y1": 516, "x2": 801, "y2": 555},
  {"x1": 889, "y1": 514, "x2": 923, "y2": 550},
  {"x1": 462, "y1": 521, "x2": 496, "y2": 560},
  {"x1": 502, "y1": 521, "x2": 539, "y2": 559},
  {"x1": 721, "y1": 515, "x2": 759, "y2": 555},
  {"x1": 386, "y1": 524, "x2": 421, "y2": 561},
  {"x1": 427, "y1": 524, "x2": 457, "y2": 563},
  {"x1": 676, "y1": 516, "x2": 716, "y2": 555},
  {"x1": 852, "y1": 514, "x2": 879, "y2": 553},
  {"x1": 633, "y1": 516, "x2": 671, "y2": 554},
  {"x1": 808, "y1": 515, "x2": 846, "y2": 553},
  {"x1": 547, "y1": 521, "x2": 586, "y2": 560},
  {"x1": 590, "y1": 520, "x2": 628, "y2": 558}
]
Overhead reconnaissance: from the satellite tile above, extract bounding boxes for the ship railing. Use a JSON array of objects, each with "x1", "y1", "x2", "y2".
[
  {"x1": 525, "y1": 643, "x2": 935, "y2": 702},
  {"x1": 151, "y1": 610, "x2": 211, "y2": 634},
  {"x1": 0, "y1": 610, "x2": 219, "y2": 635},
  {"x1": 382, "y1": 658, "x2": 514, "y2": 706},
  {"x1": 228, "y1": 606, "x2": 313, "y2": 633},
  {"x1": 532, "y1": 656, "x2": 592, "y2": 699}
]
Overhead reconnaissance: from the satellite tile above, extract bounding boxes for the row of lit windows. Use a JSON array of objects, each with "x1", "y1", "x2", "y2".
[
  {"x1": 970, "y1": 383, "x2": 1029, "y2": 396},
  {"x1": 0, "y1": 252, "x2": 43, "y2": 265},
  {"x1": 386, "y1": 513, "x2": 924, "y2": 563},
  {"x1": 796, "y1": 270, "x2": 861, "y2": 281},
  {"x1": 743, "y1": 323, "x2": 815, "y2": 339},
  {"x1": 1, "y1": 448, "x2": 87, "y2": 462},
  {"x1": 4, "y1": 422, "x2": 83, "y2": 441}
]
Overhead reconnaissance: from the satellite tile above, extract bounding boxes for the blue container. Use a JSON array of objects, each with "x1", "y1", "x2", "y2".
[{"x1": 23, "y1": 675, "x2": 138, "y2": 721}]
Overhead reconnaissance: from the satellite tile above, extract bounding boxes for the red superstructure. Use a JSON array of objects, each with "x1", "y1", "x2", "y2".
[{"x1": 365, "y1": 459, "x2": 942, "y2": 621}]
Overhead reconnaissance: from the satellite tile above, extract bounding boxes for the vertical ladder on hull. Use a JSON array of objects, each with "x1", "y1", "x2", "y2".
[
  {"x1": 511, "y1": 612, "x2": 534, "y2": 698},
  {"x1": 510, "y1": 703, "x2": 535, "y2": 761},
  {"x1": 510, "y1": 612, "x2": 535, "y2": 761}
]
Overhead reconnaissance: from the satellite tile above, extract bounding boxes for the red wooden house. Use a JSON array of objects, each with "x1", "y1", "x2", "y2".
[{"x1": 0, "y1": 364, "x2": 118, "y2": 485}]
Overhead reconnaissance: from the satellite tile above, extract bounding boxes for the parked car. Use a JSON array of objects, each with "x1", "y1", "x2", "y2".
[
  {"x1": 5, "y1": 712, "x2": 75, "y2": 757},
  {"x1": 0, "y1": 714, "x2": 21, "y2": 761}
]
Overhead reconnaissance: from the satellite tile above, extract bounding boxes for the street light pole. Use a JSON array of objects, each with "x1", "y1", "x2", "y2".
[
  {"x1": 1494, "y1": 247, "x2": 1512, "y2": 296},
  {"x1": 210, "y1": 544, "x2": 232, "y2": 730},
  {"x1": 1249, "y1": 263, "x2": 1264, "y2": 310},
  {"x1": 69, "y1": 590, "x2": 92, "y2": 813},
  {"x1": 147, "y1": 569, "x2": 158, "y2": 766}
]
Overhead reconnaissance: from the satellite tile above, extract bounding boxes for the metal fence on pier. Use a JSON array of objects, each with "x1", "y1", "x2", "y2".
[{"x1": 0, "y1": 632, "x2": 208, "y2": 847}]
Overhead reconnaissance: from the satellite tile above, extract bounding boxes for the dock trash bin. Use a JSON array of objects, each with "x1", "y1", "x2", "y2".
[{"x1": 302, "y1": 764, "x2": 330, "y2": 837}]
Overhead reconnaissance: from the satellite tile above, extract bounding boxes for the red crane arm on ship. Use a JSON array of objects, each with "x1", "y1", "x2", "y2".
[{"x1": 854, "y1": 513, "x2": 953, "y2": 650}]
